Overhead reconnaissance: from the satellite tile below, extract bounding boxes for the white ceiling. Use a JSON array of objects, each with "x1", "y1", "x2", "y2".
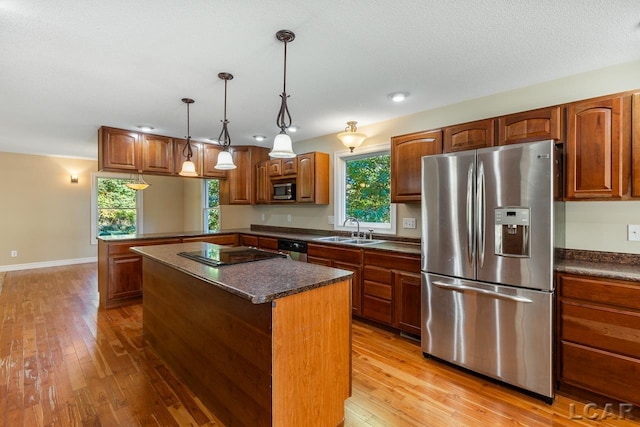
[{"x1": 1, "y1": 0, "x2": 639, "y2": 159}]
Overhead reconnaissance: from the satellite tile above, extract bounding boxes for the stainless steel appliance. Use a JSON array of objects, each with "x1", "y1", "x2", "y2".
[
  {"x1": 273, "y1": 182, "x2": 295, "y2": 200},
  {"x1": 277, "y1": 238, "x2": 308, "y2": 262},
  {"x1": 420, "y1": 140, "x2": 563, "y2": 401}
]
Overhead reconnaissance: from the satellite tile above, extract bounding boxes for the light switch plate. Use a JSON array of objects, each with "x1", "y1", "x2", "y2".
[
  {"x1": 402, "y1": 218, "x2": 417, "y2": 229},
  {"x1": 628, "y1": 224, "x2": 640, "y2": 241},
  {"x1": 328, "y1": 215, "x2": 334, "y2": 225}
]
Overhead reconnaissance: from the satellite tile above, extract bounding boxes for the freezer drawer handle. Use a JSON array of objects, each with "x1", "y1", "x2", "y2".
[{"x1": 432, "y1": 281, "x2": 533, "y2": 303}]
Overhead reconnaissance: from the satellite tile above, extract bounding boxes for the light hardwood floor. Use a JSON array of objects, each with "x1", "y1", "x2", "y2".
[{"x1": 0, "y1": 264, "x2": 638, "y2": 426}]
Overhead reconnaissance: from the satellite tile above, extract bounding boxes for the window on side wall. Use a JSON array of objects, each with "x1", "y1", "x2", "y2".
[
  {"x1": 204, "y1": 179, "x2": 220, "y2": 232},
  {"x1": 334, "y1": 143, "x2": 396, "y2": 235},
  {"x1": 91, "y1": 173, "x2": 144, "y2": 243}
]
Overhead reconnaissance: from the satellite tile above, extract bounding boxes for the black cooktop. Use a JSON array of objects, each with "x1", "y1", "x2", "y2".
[{"x1": 178, "y1": 246, "x2": 286, "y2": 267}]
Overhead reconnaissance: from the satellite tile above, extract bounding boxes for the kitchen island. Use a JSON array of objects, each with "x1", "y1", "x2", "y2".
[{"x1": 131, "y1": 242, "x2": 353, "y2": 427}]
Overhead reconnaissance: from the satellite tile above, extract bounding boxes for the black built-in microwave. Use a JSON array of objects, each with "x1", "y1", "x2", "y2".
[{"x1": 273, "y1": 182, "x2": 295, "y2": 200}]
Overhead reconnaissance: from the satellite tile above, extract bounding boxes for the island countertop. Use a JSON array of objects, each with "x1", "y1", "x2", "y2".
[{"x1": 130, "y1": 242, "x2": 353, "y2": 304}]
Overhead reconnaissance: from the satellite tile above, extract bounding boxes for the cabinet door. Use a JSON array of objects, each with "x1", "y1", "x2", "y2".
[
  {"x1": 565, "y1": 95, "x2": 630, "y2": 199},
  {"x1": 281, "y1": 158, "x2": 297, "y2": 175},
  {"x1": 227, "y1": 147, "x2": 252, "y2": 204},
  {"x1": 108, "y1": 254, "x2": 143, "y2": 300},
  {"x1": 202, "y1": 144, "x2": 228, "y2": 178},
  {"x1": 391, "y1": 130, "x2": 443, "y2": 203},
  {"x1": 632, "y1": 93, "x2": 640, "y2": 197},
  {"x1": 334, "y1": 261, "x2": 362, "y2": 316},
  {"x1": 268, "y1": 159, "x2": 282, "y2": 177},
  {"x1": 394, "y1": 271, "x2": 421, "y2": 336},
  {"x1": 297, "y1": 153, "x2": 315, "y2": 202},
  {"x1": 174, "y1": 139, "x2": 203, "y2": 176},
  {"x1": 444, "y1": 119, "x2": 495, "y2": 153},
  {"x1": 141, "y1": 134, "x2": 173, "y2": 174},
  {"x1": 256, "y1": 161, "x2": 269, "y2": 204},
  {"x1": 497, "y1": 106, "x2": 561, "y2": 146},
  {"x1": 99, "y1": 127, "x2": 140, "y2": 171}
]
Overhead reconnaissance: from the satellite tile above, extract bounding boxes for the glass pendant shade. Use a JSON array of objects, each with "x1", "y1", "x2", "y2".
[
  {"x1": 179, "y1": 160, "x2": 198, "y2": 177},
  {"x1": 269, "y1": 132, "x2": 296, "y2": 158},
  {"x1": 337, "y1": 121, "x2": 367, "y2": 152},
  {"x1": 215, "y1": 150, "x2": 236, "y2": 170},
  {"x1": 125, "y1": 174, "x2": 150, "y2": 190}
]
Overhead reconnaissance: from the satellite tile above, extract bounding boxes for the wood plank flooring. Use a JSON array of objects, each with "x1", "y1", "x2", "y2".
[{"x1": 0, "y1": 264, "x2": 638, "y2": 426}]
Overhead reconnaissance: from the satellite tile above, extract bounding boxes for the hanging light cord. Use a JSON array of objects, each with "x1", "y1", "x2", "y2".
[
  {"x1": 276, "y1": 32, "x2": 293, "y2": 133},
  {"x1": 182, "y1": 98, "x2": 194, "y2": 161},
  {"x1": 218, "y1": 77, "x2": 231, "y2": 150}
]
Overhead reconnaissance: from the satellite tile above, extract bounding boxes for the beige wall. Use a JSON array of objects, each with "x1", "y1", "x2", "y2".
[{"x1": 251, "y1": 59, "x2": 640, "y2": 253}]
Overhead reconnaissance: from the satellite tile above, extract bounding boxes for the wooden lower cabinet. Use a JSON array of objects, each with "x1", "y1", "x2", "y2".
[
  {"x1": 308, "y1": 243, "x2": 362, "y2": 316},
  {"x1": 363, "y1": 250, "x2": 421, "y2": 333},
  {"x1": 98, "y1": 234, "x2": 239, "y2": 309},
  {"x1": 239, "y1": 234, "x2": 278, "y2": 251},
  {"x1": 557, "y1": 273, "x2": 640, "y2": 406}
]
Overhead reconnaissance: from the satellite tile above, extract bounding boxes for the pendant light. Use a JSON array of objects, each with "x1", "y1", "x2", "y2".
[
  {"x1": 337, "y1": 121, "x2": 367, "y2": 152},
  {"x1": 125, "y1": 174, "x2": 150, "y2": 190},
  {"x1": 214, "y1": 72, "x2": 237, "y2": 170},
  {"x1": 179, "y1": 98, "x2": 198, "y2": 177},
  {"x1": 269, "y1": 29, "x2": 297, "y2": 159}
]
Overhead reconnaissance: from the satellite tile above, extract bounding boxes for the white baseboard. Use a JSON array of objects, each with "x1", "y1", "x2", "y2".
[{"x1": 0, "y1": 257, "x2": 97, "y2": 272}]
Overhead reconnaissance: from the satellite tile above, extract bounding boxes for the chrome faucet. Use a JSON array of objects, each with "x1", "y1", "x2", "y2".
[{"x1": 343, "y1": 217, "x2": 361, "y2": 239}]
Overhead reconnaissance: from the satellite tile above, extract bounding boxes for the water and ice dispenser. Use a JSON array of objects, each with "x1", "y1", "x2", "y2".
[{"x1": 494, "y1": 207, "x2": 530, "y2": 257}]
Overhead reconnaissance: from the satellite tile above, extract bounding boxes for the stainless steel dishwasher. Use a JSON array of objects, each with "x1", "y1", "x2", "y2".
[{"x1": 277, "y1": 238, "x2": 308, "y2": 262}]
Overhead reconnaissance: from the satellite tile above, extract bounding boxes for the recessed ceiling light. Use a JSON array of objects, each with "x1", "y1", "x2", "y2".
[
  {"x1": 138, "y1": 125, "x2": 154, "y2": 132},
  {"x1": 388, "y1": 92, "x2": 408, "y2": 102},
  {"x1": 253, "y1": 135, "x2": 266, "y2": 142},
  {"x1": 287, "y1": 125, "x2": 298, "y2": 132}
]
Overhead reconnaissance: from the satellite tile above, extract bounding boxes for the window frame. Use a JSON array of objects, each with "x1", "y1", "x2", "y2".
[
  {"x1": 203, "y1": 179, "x2": 220, "y2": 232},
  {"x1": 90, "y1": 172, "x2": 144, "y2": 244},
  {"x1": 333, "y1": 143, "x2": 396, "y2": 235}
]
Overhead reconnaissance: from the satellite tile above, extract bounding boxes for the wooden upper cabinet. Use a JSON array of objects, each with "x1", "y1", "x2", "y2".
[
  {"x1": 443, "y1": 119, "x2": 495, "y2": 153},
  {"x1": 297, "y1": 152, "x2": 329, "y2": 204},
  {"x1": 173, "y1": 139, "x2": 203, "y2": 177},
  {"x1": 141, "y1": 134, "x2": 173, "y2": 174},
  {"x1": 256, "y1": 161, "x2": 269, "y2": 204},
  {"x1": 268, "y1": 158, "x2": 297, "y2": 178},
  {"x1": 202, "y1": 143, "x2": 228, "y2": 178},
  {"x1": 99, "y1": 127, "x2": 140, "y2": 171},
  {"x1": 391, "y1": 130, "x2": 443, "y2": 203},
  {"x1": 565, "y1": 94, "x2": 630, "y2": 200},
  {"x1": 220, "y1": 146, "x2": 269, "y2": 205},
  {"x1": 497, "y1": 106, "x2": 561, "y2": 146},
  {"x1": 632, "y1": 93, "x2": 640, "y2": 197}
]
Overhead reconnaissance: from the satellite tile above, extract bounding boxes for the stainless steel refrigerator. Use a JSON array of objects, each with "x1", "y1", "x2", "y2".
[{"x1": 421, "y1": 140, "x2": 563, "y2": 401}]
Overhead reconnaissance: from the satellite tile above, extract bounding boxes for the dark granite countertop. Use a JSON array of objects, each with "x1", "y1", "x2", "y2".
[
  {"x1": 131, "y1": 242, "x2": 353, "y2": 304},
  {"x1": 556, "y1": 249, "x2": 640, "y2": 282}
]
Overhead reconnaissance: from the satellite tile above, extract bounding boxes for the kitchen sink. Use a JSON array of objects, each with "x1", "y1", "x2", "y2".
[{"x1": 313, "y1": 236, "x2": 385, "y2": 246}]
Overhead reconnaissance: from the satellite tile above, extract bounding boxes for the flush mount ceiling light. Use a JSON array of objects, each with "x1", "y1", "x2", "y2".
[
  {"x1": 388, "y1": 92, "x2": 408, "y2": 102},
  {"x1": 337, "y1": 121, "x2": 367, "y2": 152},
  {"x1": 178, "y1": 98, "x2": 198, "y2": 177},
  {"x1": 125, "y1": 174, "x2": 150, "y2": 190},
  {"x1": 137, "y1": 125, "x2": 154, "y2": 132},
  {"x1": 269, "y1": 29, "x2": 297, "y2": 159},
  {"x1": 287, "y1": 125, "x2": 298, "y2": 132},
  {"x1": 253, "y1": 135, "x2": 266, "y2": 142},
  {"x1": 214, "y1": 72, "x2": 237, "y2": 170}
]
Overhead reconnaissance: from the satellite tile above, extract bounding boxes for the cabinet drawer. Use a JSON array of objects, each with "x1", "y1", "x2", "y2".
[
  {"x1": 561, "y1": 341, "x2": 640, "y2": 406},
  {"x1": 108, "y1": 238, "x2": 178, "y2": 255},
  {"x1": 259, "y1": 237, "x2": 278, "y2": 250},
  {"x1": 363, "y1": 266, "x2": 392, "y2": 284},
  {"x1": 363, "y1": 295, "x2": 392, "y2": 325},
  {"x1": 240, "y1": 234, "x2": 259, "y2": 247},
  {"x1": 364, "y1": 250, "x2": 420, "y2": 272},
  {"x1": 560, "y1": 300, "x2": 640, "y2": 359},
  {"x1": 363, "y1": 280, "x2": 392, "y2": 300},
  {"x1": 183, "y1": 234, "x2": 238, "y2": 245},
  {"x1": 559, "y1": 274, "x2": 640, "y2": 311},
  {"x1": 307, "y1": 244, "x2": 361, "y2": 264}
]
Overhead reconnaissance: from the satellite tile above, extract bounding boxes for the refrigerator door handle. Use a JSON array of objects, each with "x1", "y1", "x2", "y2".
[
  {"x1": 466, "y1": 162, "x2": 474, "y2": 265},
  {"x1": 477, "y1": 162, "x2": 486, "y2": 268},
  {"x1": 432, "y1": 281, "x2": 533, "y2": 303}
]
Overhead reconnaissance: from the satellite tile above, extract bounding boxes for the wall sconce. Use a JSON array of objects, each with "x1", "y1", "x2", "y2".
[
  {"x1": 70, "y1": 175, "x2": 79, "y2": 183},
  {"x1": 337, "y1": 121, "x2": 367, "y2": 152}
]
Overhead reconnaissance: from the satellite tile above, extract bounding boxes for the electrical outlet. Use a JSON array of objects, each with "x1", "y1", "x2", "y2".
[
  {"x1": 260, "y1": 213, "x2": 265, "y2": 221},
  {"x1": 628, "y1": 224, "x2": 640, "y2": 241},
  {"x1": 328, "y1": 215, "x2": 334, "y2": 225},
  {"x1": 10, "y1": 250, "x2": 17, "y2": 257},
  {"x1": 402, "y1": 218, "x2": 417, "y2": 229},
  {"x1": 287, "y1": 214, "x2": 292, "y2": 222}
]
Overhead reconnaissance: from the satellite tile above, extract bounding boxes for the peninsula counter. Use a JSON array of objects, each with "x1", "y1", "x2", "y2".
[{"x1": 131, "y1": 242, "x2": 353, "y2": 427}]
